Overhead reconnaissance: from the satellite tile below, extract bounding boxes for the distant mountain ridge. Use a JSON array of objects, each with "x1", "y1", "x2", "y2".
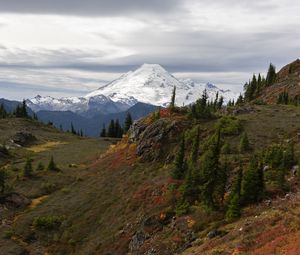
[{"x1": 26, "y1": 63, "x2": 238, "y2": 117}]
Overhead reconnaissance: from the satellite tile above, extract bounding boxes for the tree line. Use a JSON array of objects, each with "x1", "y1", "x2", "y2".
[
  {"x1": 244, "y1": 63, "x2": 277, "y2": 102},
  {"x1": 100, "y1": 112, "x2": 133, "y2": 138},
  {"x1": 0, "y1": 100, "x2": 38, "y2": 120}
]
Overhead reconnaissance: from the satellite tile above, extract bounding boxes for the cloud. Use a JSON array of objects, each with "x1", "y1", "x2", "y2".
[
  {"x1": 0, "y1": 0, "x2": 182, "y2": 16},
  {"x1": 0, "y1": 0, "x2": 300, "y2": 100}
]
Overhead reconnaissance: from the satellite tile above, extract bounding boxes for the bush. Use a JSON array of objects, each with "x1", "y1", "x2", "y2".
[
  {"x1": 41, "y1": 182, "x2": 56, "y2": 194},
  {"x1": 36, "y1": 162, "x2": 45, "y2": 171},
  {"x1": 217, "y1": 116, "x2": 242, "y2": 136},
  {"x1": 33, "y1": 215, "x2": 65, "y2": 230},
  {"x1": 23, "y1": 158, "x2": 33, "y2": 177},
  {"x1": 175, "y1": 199, "x2": 190, "y2": 216}
]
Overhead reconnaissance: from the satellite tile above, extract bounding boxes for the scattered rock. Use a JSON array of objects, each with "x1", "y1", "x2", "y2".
[
  {"x1": 291, "y1": 165, "x2": 299, "y2": 176},
  {"x1": 12, "y1": 132, "x2": 37, "y2": 147},
  {"x1": 128, "y1": 231, "x2": 149, "y2": 252},
  {"x1": 143, "y1": 215, "x2": 163, "y2": 233},
  {"x1": 207, "y1": 230, "x2": 225, "y2": 239}
]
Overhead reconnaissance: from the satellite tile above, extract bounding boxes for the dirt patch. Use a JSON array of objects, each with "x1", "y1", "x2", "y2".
[{"x1": 27, "y1": 141, "x2": 68, "y2": 153}]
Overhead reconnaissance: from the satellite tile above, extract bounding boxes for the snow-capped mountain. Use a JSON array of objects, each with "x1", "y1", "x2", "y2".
[{"x1": 27, "y1": 64, "x2": 239, "y2": 116}]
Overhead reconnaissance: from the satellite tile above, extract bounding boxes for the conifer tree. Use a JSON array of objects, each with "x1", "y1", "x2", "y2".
[
  {"x1": 199, "y1": 128, "x2": 224, "y2": 209},
  {"x1": 236, "y1": 94, "x2": 244, "y2": 106},
  {"x1": 172, "y1": 134, "x2": 186, "y2": 179},
  {"x1": 115, "y1": 119, "x2": 123, "y2": 138},
  {"x1": 124, "y1": 112, "x2": 133, "y2": 132},
  {"x1": 100, "y1": 125, "x2": 106, "y2": 137},
  {"x1": 191, "y1": 127, "x2": 200, "y2": 163},
  {"x1": 225, "y1": 193, "x2": 241, "y2": 220},
  {"x1": 107, "y1": 120, "x2": 115, "y2": 137},
  {"x1": 266, "y1": 63, "x2": 276, "y2": 86},
  {"x1": 170, "y1": 86, "x2": 176, "y2": 111},
  {"x1": 47, "y1": 156, "x2": 60, "y2": 171},
  {"x1": 24, "y1": 158, "x2": 33, "y2": 177},
  {"x1": 182, "y1": 161, "x2": 198, "y2": 202},
  {"x1": 241, "y1": 156, "x2": 264, "y2": 204},
  {"x1": 20, "y1": 100, "x2": 29, "y2": 118},
  {"x1": 239, "y1": 132, "x2": 250, "y2": 152},
  {"x1": 0, "y1": 103, "x2": 7, "y2": 118},
  {"x1": 71, "y1": 122, "x2": 76, "y2": 135}
]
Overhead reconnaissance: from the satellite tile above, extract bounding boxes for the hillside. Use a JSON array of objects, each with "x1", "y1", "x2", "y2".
[
  {"x1": 1, "y1": 102, "x2": 300, "y2": 254},
  {"x1": 257, "y1": 59, "x2": 300, "y2": 104}
]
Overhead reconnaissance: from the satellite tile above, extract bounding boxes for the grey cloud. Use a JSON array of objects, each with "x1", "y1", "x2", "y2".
[{"x1": 0, "y1": 0, "x2": 182, "y2": 16}]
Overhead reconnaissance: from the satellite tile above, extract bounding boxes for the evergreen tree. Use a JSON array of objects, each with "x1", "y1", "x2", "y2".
[
  {"x1": 0, "y1": 103, "x2": 7, "y2": 118},
  {"x1": 225, "y1": 194, "x2": 241, "y2": 220},
  {"x1": 71, "y1": 122, "x2": 76, "y2": 135},
  {"x1": 266, "y1": 63, "x2": 276, "y2": 86},
  {"x1": 236, "y1": 94, "x2": 244, "y2": 106},
  {"x1": 124, "y1": 112, "x2": 133, "y2": 132},
  {"x1": 182, "y1": 161, "x2": 197, "y2": 202},
  {"x1": 199, "y1": 128, "x2": 224, "y2": 209},
  {"x1": 100, "y1": 125, "x2": 106, "y2": 137},
  {"x1": 107, "y1": 120, "x2": 115, "y2": 137},
  {"x1": 217, "y1": 96, "x2": 224, "y2": 109},
  {"x1": 277, "y1": 91, "x2": 289, "y2": 104},
  {"x1": 47, "y1": 156, "x2": 60, "y2": 171},
  {"x1": 115, "y1": 119, "x2": 123, "y2": 138},
  {"x1": 239, "y1": 132, "x2": 250, "y2": 152},
  {"x1": 172, "y1": 135, "x2": 186, "y2": 179},
  {"x1": 226, "y1": 162, "x2": 243, "y2": 220},
  {"x1": 170, "y1": 86, "x2": 176, "y2": 111},
  {"x1": 24, "y1": 158, "x2": 33, "y2": 177},
  {"x1": 191, "y1": 127, "x2": 200, "y2": 163},
  {"x1": 241, "y1": 156, "x2": 264, "y2": 204},
  {"x1": 0, "y1": 168, "x2": 7, "y2": 193}
]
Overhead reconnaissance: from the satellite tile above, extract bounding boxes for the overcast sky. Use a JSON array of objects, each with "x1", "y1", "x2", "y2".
[{"x1": 0, "y1": 0, "x2": 299, "y2": 100}]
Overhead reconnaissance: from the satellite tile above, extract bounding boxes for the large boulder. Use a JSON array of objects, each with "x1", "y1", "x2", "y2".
[{"x1": 12, "y1": 132, "x2": 37, "y2": 147}]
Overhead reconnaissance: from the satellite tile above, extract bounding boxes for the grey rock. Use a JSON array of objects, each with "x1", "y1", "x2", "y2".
[
  {"x1": 128, "y1": 231, "x2": 148, "y2": 252},
  {"x1": 12, "y1": 132, "x2": 37, "y2": 147}
]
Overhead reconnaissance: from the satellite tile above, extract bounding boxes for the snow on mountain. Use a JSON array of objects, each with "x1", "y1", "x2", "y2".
[
  {"x1": 87, "y1": 63, "x2": 238, "y2": 107},
  {"x1": 27, "y1": 64, "x2": 239, "y2": 115}
]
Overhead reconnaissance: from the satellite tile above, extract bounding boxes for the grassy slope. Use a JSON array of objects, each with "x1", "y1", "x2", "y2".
[
  {"x1": 0, "y1": 118, "x2": 115, "y2": 255},
  {"x1": 1, "y1": 104, "x2": 300, "y2": 255}
]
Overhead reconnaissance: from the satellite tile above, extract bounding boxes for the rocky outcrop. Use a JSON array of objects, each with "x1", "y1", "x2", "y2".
[
  {"x1": 0, "y1": 145, "x2": 9, "y2": 159},
  {"x1": 0, "y1": 193, "x2": 31, "y2": 208},
  {"x1": 128, "y1": 118, "x2": 181, "y2": 161},
  {"x1": 12, "y1": 132, "x2": 37, "y2": 147}
]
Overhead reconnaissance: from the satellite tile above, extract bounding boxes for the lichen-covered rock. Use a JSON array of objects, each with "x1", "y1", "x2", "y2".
[{"x1": 128, "y1": 118, "x2": 180, "y2": 161}]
